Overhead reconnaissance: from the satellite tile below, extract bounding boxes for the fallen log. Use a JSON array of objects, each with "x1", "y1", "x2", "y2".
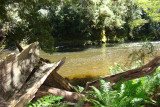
[
  {"x1": 0, "y1": 42, "x2": 75, "y2": 107},
  {"x1": 0, "y1": 42, "x2": 40, "y2": 103},
  {"x1": 43, "y1": 57, "x2": 76, "y2": 92},
  {"x1": 8, "y1": 59, "x2": 66, "y2": 107},
  {"x1": 35, "y1": 86, "x2": 84, "y2": 102},
  {"x1": 16, "y1": 42, "x2": 76, "y2": 92},
  {"x1": 82, "y1": 56, "x2": 160, "y2": 93}
]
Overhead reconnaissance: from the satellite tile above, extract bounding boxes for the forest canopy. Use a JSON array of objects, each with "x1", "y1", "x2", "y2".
[{"x1": 0, "y1": 0, "x2": 160, "y2": 52}]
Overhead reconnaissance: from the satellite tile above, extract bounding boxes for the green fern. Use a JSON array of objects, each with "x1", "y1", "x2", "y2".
[
  {"x1": 84, "y1": 64, "x2": 160, "y2": 107},
  {"x1": 75, "y1": 85, "x2": 84, "y2": 93},
  {"x1": 27, "y1": 94, "x2": 69, "y2": 107}
]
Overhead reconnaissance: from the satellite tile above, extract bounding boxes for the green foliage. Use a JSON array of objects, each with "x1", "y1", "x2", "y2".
[
  {"x1": 0, "y1": 0, "x2": 57, "y2": 53},
  {"x1": 93, "y1": 0, "x2": 144, "y2": 42},
  {"x1": 131, "y1": 0, "x2": 160, "y2": 41},
  {"x1": 109, "y1": 63, "x2": 125, "y2": 74},
  {"x1": 84, "y1": 65, "x2": 160, "y2": 107},
  {"x1": 75, "y1": 85, "x2": 84, "y2": 94},
  {"x1": 128, "y1": 42, "x2": 156, "y2": 65},
  {"x1": 1, "y1": 0, "x2": 160, "y2": 51},
  {"x1": 132, "y1": 20, "x2": 160, "y2": 41},
  {"x1": 137, "y1": 0, "x2": 160, "y2": 22},
  {"x1": 27, "y1": 94, "x2": 69, "y2": 107},
  {"x1": 17, "y1": 0, "x2": 56, "y2": 52},
  {"x1": 48, "y1": 1, "x2": 97, "y2": 45}
]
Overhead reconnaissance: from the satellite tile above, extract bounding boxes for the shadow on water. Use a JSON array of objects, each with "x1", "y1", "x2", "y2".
[
  {"x1": 56, "y1": 43, "x2": 119, "y2": 52},
  {"x1": 56, "y1": 46, "x2": 87, "y2": 52},
  {"x1": 69, "y1": 76, "x2": 101, "y2": 87}
]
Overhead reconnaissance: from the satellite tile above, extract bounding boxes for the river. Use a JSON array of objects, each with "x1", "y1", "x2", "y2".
[{"x1": 40, "y1": 41, "x2": 160, "y2": 84}]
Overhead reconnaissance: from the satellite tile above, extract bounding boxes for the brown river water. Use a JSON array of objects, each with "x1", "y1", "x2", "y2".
[{"x1": 40, "y1": 42, "x2": 160, "y2": 83}]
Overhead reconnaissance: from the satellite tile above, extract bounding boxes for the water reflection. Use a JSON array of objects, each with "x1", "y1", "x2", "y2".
[{"x1": 40, "y1": 42, "x2": 160, "y2": 82}]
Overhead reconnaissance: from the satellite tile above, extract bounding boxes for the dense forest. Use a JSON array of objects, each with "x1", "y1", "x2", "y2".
[{"x1": 0, "y1": 0, "x2": 160, "y2": 52}]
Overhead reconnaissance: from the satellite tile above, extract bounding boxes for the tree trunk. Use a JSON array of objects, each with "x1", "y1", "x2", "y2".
[
  {"x1": 43, "y1": 57, "x2": 76, "y2": 92},
  {"x1": 8, "y1": 61, "x2": 64, "y2": 107},
  {"x1": 0, "y1": 42, "x2": 75, "y2": 107},
  {"x1": 34, "y1": 86, "x2": 84, "y2": 102},
  {"x1": 0, "y1": 42, "x2": 40, "y2": 103},
  {"x1": 15, "y1": 42, "x2": 23, "y2": 52}
]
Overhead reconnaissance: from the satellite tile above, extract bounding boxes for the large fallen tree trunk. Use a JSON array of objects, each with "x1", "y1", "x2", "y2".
[
  {"x1": 8, "y1": 59, "x2": 65, "y2": 107},
  {"x1": 82, "y1": 56, "x2": 160, "y2": 93},
  {"x1": 0, "y1": 42, "x2": 40, "y2": 103},
  {"x1": 0, "y1": 42, "x2": 75, "y2": 107},
  {"x1": 16, "y1": 42, "x2": 76, "y2": 92}
]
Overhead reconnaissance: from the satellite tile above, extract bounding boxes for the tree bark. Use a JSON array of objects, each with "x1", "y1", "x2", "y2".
[
  {"x1": 0, "y1": 42, "x2": 40, "y2": 102},
  {"x1": 15, "y1": 42, "x2": 23, "y2": 52},
  {"x1": 8, "y1": 59, "x2": 65, "y2": 107},
  {"x1": 43, "y1": 57, "x2": 76, "y2": 92},
  {"x1": 14, "y1": 42, "x2": 76, "y2": 91},
  {"x1": 0, "y1": 42, "x2": 75, "y2": 107},
  {"x1": 35, "y1": 86, "x2": 84, "y2": 102}
]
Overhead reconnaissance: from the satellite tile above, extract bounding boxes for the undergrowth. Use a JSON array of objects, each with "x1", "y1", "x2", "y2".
[{"x1": 84, "y1": 63, "x2": 160, "y2": 107}]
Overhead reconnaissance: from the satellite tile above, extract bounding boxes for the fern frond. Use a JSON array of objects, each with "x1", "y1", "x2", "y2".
[
  {"x1": 89, "y1": 86, "x2": 103, "y2": 101},
  {"x1": 27, "y1": 94, "x2": 65, "y2": 107}
]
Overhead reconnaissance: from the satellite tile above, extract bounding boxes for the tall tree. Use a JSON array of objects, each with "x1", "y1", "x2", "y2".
[
  {"x1": 0, "y1": 0, "x2": 57, "y2": 52},
  {"x1": 137, "y1": 0, "x2": 160, "y2": 22}
]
